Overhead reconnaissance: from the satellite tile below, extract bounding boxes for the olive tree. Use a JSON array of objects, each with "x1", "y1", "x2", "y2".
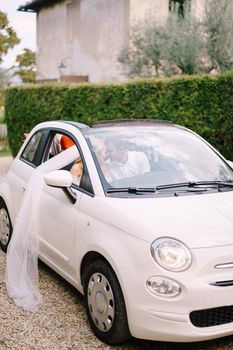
[
  {"x1": 118, "y1": 9, "x2": 204, "y2": 77},
  {"x1": 203, "y1": 0, "x2": 233, "y2": 71},
  {"x1": 118, "y1": 18, "x2": 168, "y2": 77},
  {"x1": 164, "y1": 11, "x2": 205, "y2": 75}
]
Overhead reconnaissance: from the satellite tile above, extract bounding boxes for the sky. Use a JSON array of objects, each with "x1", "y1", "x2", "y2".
[{"x1": 0, "y1": 0, "x2": 36, "y2": 69}]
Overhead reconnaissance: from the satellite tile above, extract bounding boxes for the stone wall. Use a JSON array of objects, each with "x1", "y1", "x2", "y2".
[
  {"x1": 36, "y1": 0, "x2": 130, "y2": 82},
  {"x1": 37, "y1": 3, "x2": 68, "y2": 81}
]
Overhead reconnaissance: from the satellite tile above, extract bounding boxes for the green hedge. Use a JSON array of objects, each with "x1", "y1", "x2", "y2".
[{"x1": 5, "y1": 72, "x2": 233, "y2": 159}]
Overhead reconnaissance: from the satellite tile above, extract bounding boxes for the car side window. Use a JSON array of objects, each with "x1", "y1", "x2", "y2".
[
  {"x1": 47, "y1": 133, "x2": 62, "y2": 159},
  {"x1": 61, "y1": 140, "x2": 84, "y2": 187},
  {"x1": 47, "y1": 132, "x2": 84, "y2": 187},
  {"x1": 21, "y1": 130, "x2": 46, "y2": 166},
  {"x1": 54, "y1": 134, "x2": 93, "y2": 194},
  {"x1": 22, "y1": 129, "x2": 93, "y2": 194}
]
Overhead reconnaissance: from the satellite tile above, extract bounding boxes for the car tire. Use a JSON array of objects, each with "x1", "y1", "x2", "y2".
[
  {"x1": 0, "y1": 199, "x2": 13, "y2": 253},
  {"x1": 83, "y1": 259, "x2": 131, "y2": 345}
]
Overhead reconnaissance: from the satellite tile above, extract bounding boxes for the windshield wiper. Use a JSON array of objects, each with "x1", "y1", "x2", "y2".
[
  {"x1": 106, "y1": 181, "x2": 233, "y2": 194},
  {"x1": 106, "y1": 187, "x2": 156, "y2": 194},
  {"x1": 156, "y1": 181, "x2": 233, "y2": 190}
]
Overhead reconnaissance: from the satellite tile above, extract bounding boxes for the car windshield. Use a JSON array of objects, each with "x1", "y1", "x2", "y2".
[{"x1": 84, "y1": 124, "x2": 233, "y2": 190}]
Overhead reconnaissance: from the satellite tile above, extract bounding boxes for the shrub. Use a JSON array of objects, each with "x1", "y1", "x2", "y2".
[{"x1": 5, "y1": 73, "x2": 233, "y2": 160}]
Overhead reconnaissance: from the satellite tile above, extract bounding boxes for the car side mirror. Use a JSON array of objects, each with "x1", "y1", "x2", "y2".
[
  {"x1": 227, "y1": 160, "x2": 233, "y2": 168},
  {"x1": 44, "y1": 170, "x2": 76, "y2": 204},
  {"x1": 44, "y1": 170, "x2": 73, "y2": 188}
]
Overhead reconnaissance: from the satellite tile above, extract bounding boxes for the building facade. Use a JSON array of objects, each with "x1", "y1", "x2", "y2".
[{"x1": 19, "y1": 0, "x2": 205, "y2": 83}]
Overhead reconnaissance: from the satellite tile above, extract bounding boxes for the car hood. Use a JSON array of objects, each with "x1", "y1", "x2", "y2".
[{"x1": 105, "y1": 191, "x2": 233, "y2": 248}]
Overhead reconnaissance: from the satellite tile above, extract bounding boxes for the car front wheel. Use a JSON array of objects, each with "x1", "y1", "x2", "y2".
[
  {"x1": 0, "y1": 199, "x2": 12, "y2": 253},
  {"x1": 83, "y1": 259, "x2": 131, "y2": 344}
]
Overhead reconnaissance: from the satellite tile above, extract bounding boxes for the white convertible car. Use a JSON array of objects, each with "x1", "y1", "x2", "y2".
[{"x1": 1, "y1": 119, "x2": 233, "y2": 344}]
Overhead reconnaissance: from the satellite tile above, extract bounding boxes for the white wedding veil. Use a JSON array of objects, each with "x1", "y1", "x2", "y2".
[{"x1": 5, "y1": 146, "x2": 79, "y2": 311}]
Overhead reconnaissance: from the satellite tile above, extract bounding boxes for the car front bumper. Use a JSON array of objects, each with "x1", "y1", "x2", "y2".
[
  {"x1": 120, "y1": 244, "x2": 233, "y2": 342},
  {"x1": 128, "y1": 303, "x2": 233, "y2": 342}
]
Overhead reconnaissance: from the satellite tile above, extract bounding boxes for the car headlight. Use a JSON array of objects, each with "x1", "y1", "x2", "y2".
[{"x1": 151, "y1": 237, "x2": 192, "y2": 272}]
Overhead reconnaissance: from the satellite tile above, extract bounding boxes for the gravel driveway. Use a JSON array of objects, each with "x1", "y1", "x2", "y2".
[{"x1": 1, "y1": 156, "x2": 233, "y2": 350}]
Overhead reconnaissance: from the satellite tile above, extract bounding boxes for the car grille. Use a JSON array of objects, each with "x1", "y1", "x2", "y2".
[{"x1": 190, "y1": 305, "x2": 233, "y2": 327}]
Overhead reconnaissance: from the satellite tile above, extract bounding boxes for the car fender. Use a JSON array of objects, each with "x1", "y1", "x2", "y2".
[{"x1": 78, "y1": 219, "x2": 151, "y2": 290}]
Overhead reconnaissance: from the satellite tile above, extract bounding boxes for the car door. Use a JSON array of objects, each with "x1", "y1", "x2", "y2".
[
  {"x1": 37, "y1": 138, "x2": 94, "y2": 277},
  {"x1": 8, "y1": 129, "x2": 50, "y2": 220},
  {"x1": 37, "y1": 183, "x2": 82, "y2": 276}
]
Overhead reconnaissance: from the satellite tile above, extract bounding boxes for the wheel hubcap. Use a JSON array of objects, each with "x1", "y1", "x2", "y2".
[
  {"x1": 87, "y1": 272, "x2": 115, "y2": 332},
  {"x1": 0, "y1": 208, "x2": 10, "y2": 246},
  {"x1": 95, "y1": 291, "x2": 107, "y2": 313}
]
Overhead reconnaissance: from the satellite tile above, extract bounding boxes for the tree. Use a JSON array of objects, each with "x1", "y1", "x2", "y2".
[
  {"x1": 0, "y1": 11, "x2": 20, "y2": 64},
  {"x1": 203, "y1": 0, "x2": 233, "y2": 71},
  {"x1": 118, "y1": 17, "x2": 168, "y2": 77},
  {"x1": 164, "y1": 11, "x2": 205, "y2": 75},
  {"x1": 15, "y1": 48, "x2": 36, "y2": 83},
  {"x1": 118, "y1": 8, "x2": 205, "y2": 77},
  {"x1": 0, "y1": 11, "x2": 20, "y2": 121}
]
